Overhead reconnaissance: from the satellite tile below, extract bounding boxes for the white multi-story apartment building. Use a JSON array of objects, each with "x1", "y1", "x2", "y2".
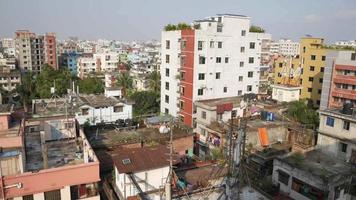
[
  {"x1": 160, "y1": 14, "x2": 269, "y2": 127},
  {"x1": 270, "y1": 39, "x2": 300, "y2": 56},
  {"x1": 77, "y1": 52, "x2": 119, "y2": 78},
  {"x1": 335, "y1": 40, "x2": 356, "y2": 48}
]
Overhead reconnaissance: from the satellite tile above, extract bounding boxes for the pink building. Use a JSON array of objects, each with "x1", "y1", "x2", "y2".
[{"x1": 0, "y1": 106, "x2": 100, "y2": 200}]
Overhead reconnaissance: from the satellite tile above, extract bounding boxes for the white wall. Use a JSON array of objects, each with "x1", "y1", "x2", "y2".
[
  {"x1": 115, "y1": 166, "x2": 169, "y2": 199},
  {"x1": 76, "y1": 103, "x2": 132, "y2": 125}
]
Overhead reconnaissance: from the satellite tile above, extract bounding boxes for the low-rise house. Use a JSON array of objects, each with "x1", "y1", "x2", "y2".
[
  {"x1": 0, "y1": 113, "x2": 101, "y2": 200},
  {"x1": 0, "y1": 66, "x2": 21, "y2": 91},
  {"x1": 32, "y1": 92, "x2": 133, "y2": 126},
  {"x1": 112, "y1": 145, "x2": 172, "y2": 200}
]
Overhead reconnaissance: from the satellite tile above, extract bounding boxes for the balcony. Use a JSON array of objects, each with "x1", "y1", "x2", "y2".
[
  {"x1": 333, "y1": 75, "x2": 356, "y2": 85},
  {"x1": 335, "y1": 65, "x2": 356, "y2": 71},
  {"x1": 331, "y1": 88, "x2": 356, "y2": 100}
]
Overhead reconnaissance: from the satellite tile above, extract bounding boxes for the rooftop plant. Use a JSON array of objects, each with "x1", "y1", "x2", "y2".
[
  {"x1": 164, "y1": 23, "x2": 191, "y2": 31},
  {"x1": 249, "y1": 25, "x2": 265, "y2": 33}
]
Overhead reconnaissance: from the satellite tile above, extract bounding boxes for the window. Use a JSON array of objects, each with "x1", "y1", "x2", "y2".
[
  {"x1": 166, "y1": 40, "x2": 170, "y2": 49},
  {"x1": 319, "y1": 78, "x2": 323, "y2": 83},
  {"x1": 352, "y1": 53, "x2": 356, "y2": 61},
  {"x1": 223, "y1": 87, "x2": 227, "y2": 93},
  {"x1": 179, "y1": 101, "x2": 184, "y2": 109},
  {"x1": 240, "y1": 46, "x2": 245, "y2": 53},
  {"x1": 238, "y1": 90, "x2": 242, "y2": 95},
  {"x1": 165, "y1": 95, "x2": 169, "y2": 103},
  {"x1": 340, "y1": 142, "x2": 348, "y2": 153},
  {"x1": 201, "y1": 111, "x2": 206, "y2": 119},
  {"x1": 225, "y1": 57, "x2": 229, "y2": 63},
  {"x1": 165, "y1": 108, "x2": 169, "y2": 114},
  {"x1": 322, "y1": 55, "x2": 326, "y2": 61},
  {"x1": 318, "y1": 89, "x2": 321, "y2": 94},
  {"x1": 240, "y1": 61, "x2": 244, "y2": 67},
  {"x1": 321, "y1": 67, "x2": 324, "y2": 72},
  {"x1": 241, "y1": 30, "x2": 246, "y2": 36},
  {"x1": 180, "y1": 71, "x2": 185, "y2": 80},
  {"x1": 198, "y1": 88, "x2": 204, "y2": 96},
  {"x1": 210, "y1": 41, "x2": 214, "y2": 48},
  {"x1": 216, "y1": 72, "x2": 221, "y2": 79},
  {"x1": 217, "y1": 42, "x2": 222, "y2": 48},
  {"x1": 199, "y1": 56, "x2": 206, "y2": 64},
  {"x1": 181, "y1": 41, "x2": 186, "y2": 50},
  {"x1": 216, "y1": 57, "x2": 222, "y2": 63},
  {"x1": 23, "y1": 195, "x2": 34, "y2": 200},
  {"x1": 310, "y1": 66, "x2": 315, "y2": 71},
  {"x1": 248, "y1": 71, "x2": 253, "y2": 78},
  {"x1": 165, "y1": 54, "x2": 170, "y2": 63},
  {"x1": 278, "y1": 170, "x2": 290, "y2": 185},
  {"x1": 198, "y1": 73, "x2": 205, "y2": 80},
  {"x1": 247, "y1": 85, "x2": 252, "y2": 92},
  {"x1": 165, "y1": 82, "x2": 169, "y2": 90},
  {"x1": 217, "y1": 24, "x2": 223, "y2": 32},
  {"x1": 114, "y1": 106, "x2": 123, "y2": 113},
  {"x1": 44, "y1": 190, "x2": 61, "y2": 200},
  {"x1": 343, "y1": 121, "x2": 350, "y2": 130},
  {"x1": 311, "y1": 55, "x2": 316, "y2": 60},
  {"x1": 326, "y1": 116, "x2": 334, "y2": 127},
  {"x1": 198, "y1": 41, "x2": 203, "y2": 50},
  {"x1": 238, "y1": 76, "x2": 243, "y2": 81},
  {"x1": 309, "y1": 77, "x2": 314, "y2": 82},
  {"x1": 249, "y1": 42, "x2": 255, "y2": 49},
  {"x1": 248, "y1": 57, "x2": 254, "y2": 64},
  {"x1": 81, "y1": 108, "x2": 89, "y2": 115},
  {"x1": 308, "y1": 88, "x2": 312, "y2": 92},
  {"x1": 180, "y1": 86, "x2": 185, "y2": 95},
  {"x1": 165, "y1": 68, "x2": 169, "y2": 77}
]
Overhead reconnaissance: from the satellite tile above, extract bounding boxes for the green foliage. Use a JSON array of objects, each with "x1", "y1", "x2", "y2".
[
  {"x1": 116, "y1": 72, "x2": 133, "y2": 97},
  {"x1": 128, "y1": 91, "x2": 160, "y2": 117},
  {"x1": 322, "y1": 45, "x2": 356, "y2": 51},
  {"x1": 286, "y1": 100, "x2": 319, "y2": 128},
  {"x1": 77, "y1": 77, "x2": 104, "y2": 94},
  {"x1": 16, "y1": 72, "x2": 37, "y2": 110},
  {"x1": 249, "y1": 25, "x2": 265, "y2": 33},
  {"x1": 164, "y1": 23, "x2": 191, "y2": 31},
  {"x1": 148, "y1": 71, "x2": 160, "y2": 93},
  {"x1": 289, "y1": 151, "x2": 305, "y2": 166},
  {"x1": 211, "y1": 148, "x2": 224, "y2": 161}
]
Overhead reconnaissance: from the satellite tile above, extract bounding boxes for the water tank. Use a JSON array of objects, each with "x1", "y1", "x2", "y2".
[{"x1": 341, "y1": 103, "x2": 353, "y2": 115}]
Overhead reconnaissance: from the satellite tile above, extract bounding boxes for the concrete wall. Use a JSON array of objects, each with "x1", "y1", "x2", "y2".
[
  {"x1": 115, "y1": 166, "x2": 169, "y2": 199},
  {"x1": 76, "y1": 103, "x2": 132, "y2": 125},
  {"x1": 319, "y1": 113, "x2": 356, "y2": 141}
]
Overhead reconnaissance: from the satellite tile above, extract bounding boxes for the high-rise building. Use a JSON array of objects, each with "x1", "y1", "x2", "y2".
[
  {"x1": 160, "y1": 14, "x2": 270, "y2": 126},
  {"x1": 15, "y1": 30, "x2": 57, "y2": 73},
  {"x1": 320, "y1": 50, "x2": 356, "y2": 110},
  {"x1": 299, "y1": 37, "x2": 326, "y2": 107}
]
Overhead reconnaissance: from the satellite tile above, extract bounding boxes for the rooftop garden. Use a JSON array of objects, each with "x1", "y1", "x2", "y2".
[
  {"x1": 164, "y1": 23, "x2": 192, "y2": 31},
  {"x1": 249, "y1": 25, "x2": 265, "y2": 33}
]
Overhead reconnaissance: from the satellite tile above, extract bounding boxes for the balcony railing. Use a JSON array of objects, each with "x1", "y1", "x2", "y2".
[
  {"x1": 331, "y1": 88, "x2": 356, "y2": 100},
  {"x1": 333, "y1": 75, "x2": 356, "y2": 85}
]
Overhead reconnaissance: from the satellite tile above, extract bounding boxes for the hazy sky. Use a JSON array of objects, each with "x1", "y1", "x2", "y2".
[{"x1": 1, "y1": 0, "x2": 356, "y2": 43}]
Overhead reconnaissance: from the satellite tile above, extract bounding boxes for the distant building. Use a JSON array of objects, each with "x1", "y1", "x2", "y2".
[
  {"x1": 0, "y1": 66, "x2": 21, "y2": 91},
  {"x1": 0, "y1": 53, "x2": 16, "y2": 70},
  {"x1": 15, "y1": 30, "x2": 57, "y2": 73},
  {"x1": 270, "y1": 39, "x2": 300, "y2": 56},
  {"x1": 161, "y1": 14, "x2": 270, "y2": 127},
  {"x1": 320, "y1": 50, "x2": 356, "y2": 110},
  {"x1": 335, "y1": 40, "x2": 356, "y2": 48},
  {"x1": 112, "y1": 145, "x2": 172, "y2": 199},
  {"x1": 0, "y1": 109, "x2": 100, "y2": 200},
  {"x1": 77, "y1": 52, "x2": 119, "y2": 78},
  {"x1": 59, "y1": 51, "x2": 80, "y2": 75}
]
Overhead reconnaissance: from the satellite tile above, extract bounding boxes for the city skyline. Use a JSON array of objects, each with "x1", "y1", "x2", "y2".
[{"x1": 0, "y1": 0, "x2": 356, "y2": 42}]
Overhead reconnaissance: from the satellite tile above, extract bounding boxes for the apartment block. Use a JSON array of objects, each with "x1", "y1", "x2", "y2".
[
  {"x1": 299, "y1": 37, "x2": 326, "y2": 107},
  {"x1": 160, "y1": 14, "x2": 269, "y2": 127},
  {"x1": 0, "y1": 106, "x2": 100, "y2": 200},
  {"x1": 15, "y1": 30, "x2": 57, "y2": 73},
  {"x1": 0, "y1": 66, "x2": 21, "y2": 91},
  {"x1": 270, "y1": 39, "x2": 300, "y2": 56},
  {"x1": 320, "y1": 50, "x2": 356, "y2": 110},
  {"x1": 77, "y1": 53, "x2": 119, "y2": 78}
]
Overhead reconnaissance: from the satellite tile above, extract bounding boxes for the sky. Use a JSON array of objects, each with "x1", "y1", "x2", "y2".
[{"x1": 0, "y1": 0, "x2": 356, "y2": 43}]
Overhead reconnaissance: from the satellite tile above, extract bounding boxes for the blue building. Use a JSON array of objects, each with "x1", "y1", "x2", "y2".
[{"x1": 59, "y1": 51, "x2": 80, "y2": 76}]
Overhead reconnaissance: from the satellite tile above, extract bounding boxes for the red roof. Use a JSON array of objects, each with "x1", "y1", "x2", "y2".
[{"x1": 112, "y1": 145, "x2": 172, "y2": 173}]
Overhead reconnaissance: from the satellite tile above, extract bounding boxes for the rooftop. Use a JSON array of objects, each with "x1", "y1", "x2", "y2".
[
  {"x1": 319, "y1": 108, "x2": 356, "y2": 121},
  {"x1": 279, "y1": 150, "x2": 354, "y2": 179},
  {"x1": 112, "y1": 145, "x2": 170, "y2": 173},
  {"x1": 85, "y1": 126, "x2": 193, "y2": 149},
  {"x1": 195, "y1": 96, "x2": 243, "y2": 108}
]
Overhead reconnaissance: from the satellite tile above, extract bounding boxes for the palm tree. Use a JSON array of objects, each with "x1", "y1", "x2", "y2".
[
  {"x1": 116, "y1": 72, "x2": 133, "y2": 97},
  {"x1": 16, "y1": 72, "x2": 37, "y2": 112},
  {"x1": 148, "y1": 71, "x2": 160, "y2": 93}
]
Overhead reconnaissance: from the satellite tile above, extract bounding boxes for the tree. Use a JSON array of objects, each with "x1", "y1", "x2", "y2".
[
  {"x1": 148, "y1": 71, "x2": 160, "y2": 93},
  {"x1": 129, "y1": 91, "x2": 160, "y2": 117},
  {"x1": 77, "y1": 77, "x2": 104, "y2": 94},
  {"x1": 116, "y1": 72, "x2": 133, "y2": 97},
  {"x1": 249, "y1": 25, "x2": 265, "y2": 33},
  {"x1": 286, "y1": 100, "x2": 319, "y2": 129},
  {"x1": 16, "y1": 72, "x2": 37, "y2": 111}
]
